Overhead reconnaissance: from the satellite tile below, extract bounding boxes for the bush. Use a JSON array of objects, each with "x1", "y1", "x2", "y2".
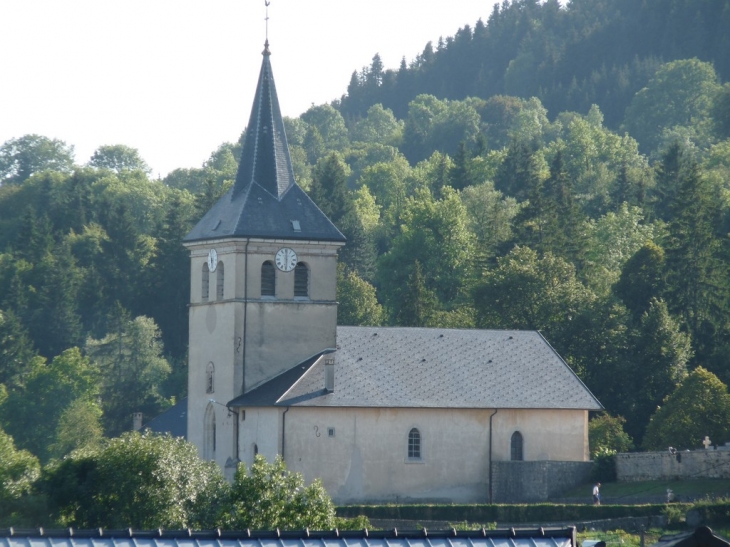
[{"x1": 592, "y1": 448, "x2": 618, "y2": 482}]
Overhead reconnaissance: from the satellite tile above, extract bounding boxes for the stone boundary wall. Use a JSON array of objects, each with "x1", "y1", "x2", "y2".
[
  {"x1": 492, "y1": 461, "x2": 592, "y2": 503},
  {"x1": 616, "y1": 449, "x2": 730, "y2": 481}
]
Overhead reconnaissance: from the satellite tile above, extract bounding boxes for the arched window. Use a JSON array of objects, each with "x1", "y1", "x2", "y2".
[
  {"x1": 253, "y1": 443, "x2": 259, "y2": 456},
  {"x1": 202, "y1": 262, "x2": 210, "y2": 302},
  {"x1": 261, "y1": 261, "x2": 275, "y2": 297},
  {"x1": 511, "y1": 431, "x2": 523, "y2": 461},
  {"x1": 216, "y1": 261, "x2": 225, "y2": 300},
  {"x1": 204, "y1": 404, "x2": 216, "y2": 460},
  {"x1": 294, "y1": 262, "x2": 309, "y2": 298},
  {"x1": 408, "y1": 428, "x2": 421, "y2": 459},
  {"x1": 206, "y1": 362, "x2": 215, "y2": 393}
]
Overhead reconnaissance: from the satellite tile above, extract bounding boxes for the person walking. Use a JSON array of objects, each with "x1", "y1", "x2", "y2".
[{"x1": 592, "y1": 482, "x2": 601, "y2": 505}]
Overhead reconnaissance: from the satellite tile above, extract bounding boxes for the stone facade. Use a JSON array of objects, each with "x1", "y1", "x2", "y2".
[
  {"x1": 492, "y1": 460, "x2": 593, "y2": 503},
  {"x1": 617, "y1": 449, "x2": 730, "y2": 481}
]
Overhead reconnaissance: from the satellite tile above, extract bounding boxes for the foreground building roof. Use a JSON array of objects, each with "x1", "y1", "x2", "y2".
[
  {"x1": 0, "y1": 528, "x2": 577, "y2": 547},
  {"x1": 229, "y1": 327, "x2": 603, "y2": 411}
]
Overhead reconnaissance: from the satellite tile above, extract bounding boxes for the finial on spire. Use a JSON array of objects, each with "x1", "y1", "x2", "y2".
[
  {"x1": 263, "y1": 1, "x2": 271, "y2": 56},
  {"x1": 265, "y1": 1, "x2": 270, "y2": 41}
]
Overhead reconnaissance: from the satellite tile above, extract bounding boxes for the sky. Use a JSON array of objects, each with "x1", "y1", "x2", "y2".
[{"x1": 0, "y1": 1, "x2": 500, "y2": 178}]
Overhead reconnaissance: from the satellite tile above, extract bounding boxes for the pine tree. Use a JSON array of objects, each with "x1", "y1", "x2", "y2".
[
  {"x1": 449, "y1": 141, "x2": 471, "y2": 191},
  {"x1": 394, "y1": 261, "x2": 439, "y2": 327}
]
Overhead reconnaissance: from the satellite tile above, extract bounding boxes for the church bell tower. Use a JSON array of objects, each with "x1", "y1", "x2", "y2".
[{"x1": 182, "y1": 41, "x2": 345, "y2": 471}]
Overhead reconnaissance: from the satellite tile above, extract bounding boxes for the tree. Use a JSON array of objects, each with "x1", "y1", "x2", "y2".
[
  {"x1": 227, "y1": 455, "x2": 335, "y2": 530},
  {"x1": 337, "y1": 265, "x2": 383, "y2": 326},
  {"x1": 581, "y1": 203, "x2": 655, "y2": 296},
  {"x1": 711, "y1": 83, "x2": 730, "y2": 140},
  {"x1": 0, "y1": 423, "x2": 40, "y2": 526},
  {"x1": 623, "y1": 59, "x2": 721, "y2": 154},
  {"x1": 614, "y1": 241, "x2": 666, "y2": 319},
  {"x1": 623, "y1": 298, "x2": 692, "y2": 444},
  {"x1": 351, "y1": 104, "x2": 403, "y2": 146},
  {"x1": 49, "y1": 397, "x2": 104, "y2": 459},
  {"x1": 88, "y1": 144, "x2": 151, "y2": 174},
  {"x1": 664, "y1": 153, "x2": 727, "y2": 362},
  {"x1": 0, "y1": 307, "x2": 36, "y2": 390},
  {"x1": 460, "y1": 181, "x2": 520, "y2": 267},
  {"x1": 474, "y1": 246, "x2": 595, "y2": 332},
  {"x1": 643, "y1": 367, "x2": 730, "y2": 450},
  {"x1": 43, "y1": 431, "x2": 228, "y2": 529},
  {"x1": 0, "y1": 347, "x2": 99, "y2": 463},
  {"x1": 589, "y1": 414, "x2": 633, "y2": 457},
  {"x1": 378, "y1": 188, "x2": 475, "y2": 316},
  {"x1": 300, "y1": 104, "x2": 349, "y2": 152},
  {"x1": 393, "y1": 261, "x2": 439, "y2": 327},
  {"x1": 0, "y1": 135, "x2": 75, "y2": 185},
  {"x1": 86, "y1": 312, "x2": 172, "y2": 435}
]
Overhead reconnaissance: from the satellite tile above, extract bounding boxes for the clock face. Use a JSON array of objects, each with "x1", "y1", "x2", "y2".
[
  {"x1": 275, "y1": 247, "x2": 298, "y2": 272},
  {"x1": 207, "y1": 249, "x2": 218, "y2": 272}
]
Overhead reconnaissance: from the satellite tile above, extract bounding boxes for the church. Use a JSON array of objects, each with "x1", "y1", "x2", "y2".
[{"x1": 181, "y1": 41, "x2": 602, "y2": 504}]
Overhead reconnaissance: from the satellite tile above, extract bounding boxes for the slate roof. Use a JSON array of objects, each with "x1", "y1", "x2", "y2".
[
  {"x1": 184, "y1": 43, "x2": 345, "y2": 244},
  {"x1": 0, "y1": 527, "x2": 577, "y2": 547},
  {"x1": 228, "y1": 327, "x2": 603, "y2": 411},
  {"x1": 143, "y1": 398, "x2": 187, "y2": 438},
  {"x1": 650, "y1": 527, "x2": 730, "y2": 547}
]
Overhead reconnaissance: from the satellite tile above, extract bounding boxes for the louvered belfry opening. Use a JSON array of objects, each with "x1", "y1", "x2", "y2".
[
  {"x1": 261, "y1": 261, "x2": 276, "y2": 296},
  {"x1": 294, "y1": 262, "x2": 309, "y2": 297}
]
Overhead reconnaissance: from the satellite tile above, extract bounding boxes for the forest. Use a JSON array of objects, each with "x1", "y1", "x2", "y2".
[{"x1": 3, "y1": 0, "x2": 730, "y2": 521}]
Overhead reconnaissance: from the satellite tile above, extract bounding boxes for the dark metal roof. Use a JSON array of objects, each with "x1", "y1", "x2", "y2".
[
  {"x1": 229, "y1": 327, "x2": 602, "y2": 411},
  {"x1": 0, "y1": 527, "x2": 577, "y2": 547},
  {"x1": 143, "y1": 398, "x2": 187, "y2": 438},
  {"x1": 651, "y1": 527, "x2": 730, "y2": 547},
  {"x1": 184, "y1": 43, "x2": 345, "y2": 244}
]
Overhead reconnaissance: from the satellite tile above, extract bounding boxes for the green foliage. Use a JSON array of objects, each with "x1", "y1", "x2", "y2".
[
  {"x1": 88, "y1": 145, "x2": 151, "y2": 174},
  {"x1": 589, "y1": 414, "x2": 634, "y2": 456},
  {"x1": 337, "y1": 265, "x2": 384, "y2": 326},
  {"x1": 643, "y1": 367, "x2": 730, "y2": 450},
  {"x1": 0, "y1": 134, "x2": 75, "y2": 185},
  {"x1": 0, "y1": 347, "x2": 99, "y2": 463},
  {"x1": 624, "y1": 59, "x2": 721, "y2": 154},
  {"x1": 0, "y1": 425, "x2": 40, "y2": 522},
  {"x1": 591, "y1": 448, "x2": 618, "y2": 483},
  {"x1": 0, "y1": 307, "x2": 36, "y2": 390},
  {"x1": 43, "y1": 431, "x2": 227, "y2": 529},
  {"x1": 227, "y1": 455, "x2": 335, "y2": 530},
  {"x1": 86, "y1": 313, "x2": 171, "y2": 436},
  {"x1": 475, "y1": 246, "x2": 595, "y2": 332}
]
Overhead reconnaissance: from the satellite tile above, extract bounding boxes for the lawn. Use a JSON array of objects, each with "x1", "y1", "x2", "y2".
[{"x1": 560, "y1": 479, "x2": 730, "y2": 503}]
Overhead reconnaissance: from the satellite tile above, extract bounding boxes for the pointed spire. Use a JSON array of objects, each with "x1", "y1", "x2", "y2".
[{"x1": 234, "y1": 41, "x2": 295, "y2": 199}]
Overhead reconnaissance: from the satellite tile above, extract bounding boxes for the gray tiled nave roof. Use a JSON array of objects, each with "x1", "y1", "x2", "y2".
[{"x1": 229, "y1": 327, "x2": 602, "y2": 411}]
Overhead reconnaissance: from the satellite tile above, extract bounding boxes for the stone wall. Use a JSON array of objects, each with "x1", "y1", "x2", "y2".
[
  {"x1": 616, "y1": 449, "x2": 730, "y2": 481},
  {"x1": 492, "y1": 461, "x2": 593, "y2": 503}
]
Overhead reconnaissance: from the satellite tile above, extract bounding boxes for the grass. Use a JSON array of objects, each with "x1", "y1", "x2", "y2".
[
  {"x1": 577, "y1": 529, "x2": 664, "y2": 547},
  {"x1": 560, "y1": 479, "x2": 730, "y2": 501}
]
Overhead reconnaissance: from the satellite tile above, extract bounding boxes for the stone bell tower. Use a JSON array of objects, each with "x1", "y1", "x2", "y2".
[{"x1": 182, "y1": 41, "x2": 345, "y2": 471}]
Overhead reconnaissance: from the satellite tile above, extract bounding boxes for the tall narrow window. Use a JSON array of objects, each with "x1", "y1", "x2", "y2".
[
  {"x1": 294, "y1": 262, "x2": 309, "y2": 298},
  {"x1": 511, "y1": 431, "x2": 524, "y2": 461},
  {"x1": 202, "y1": 263, "x2": 210, "y2": 302},
  {"x1": 216, "y1": 261, "x2": 225, "y2": 300},
  {"x1": 408, "y1": 428, "x2": 421, "y2": 459},
  {"x1": 206, "y1": 362, "x2": 215, "y2": 393},
  {"x1": 261, "y1": 261, "x2": 275, "y2": 297},
  {"x1": 204, "y1": 404, "x2": 216, "y2": 460}
]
